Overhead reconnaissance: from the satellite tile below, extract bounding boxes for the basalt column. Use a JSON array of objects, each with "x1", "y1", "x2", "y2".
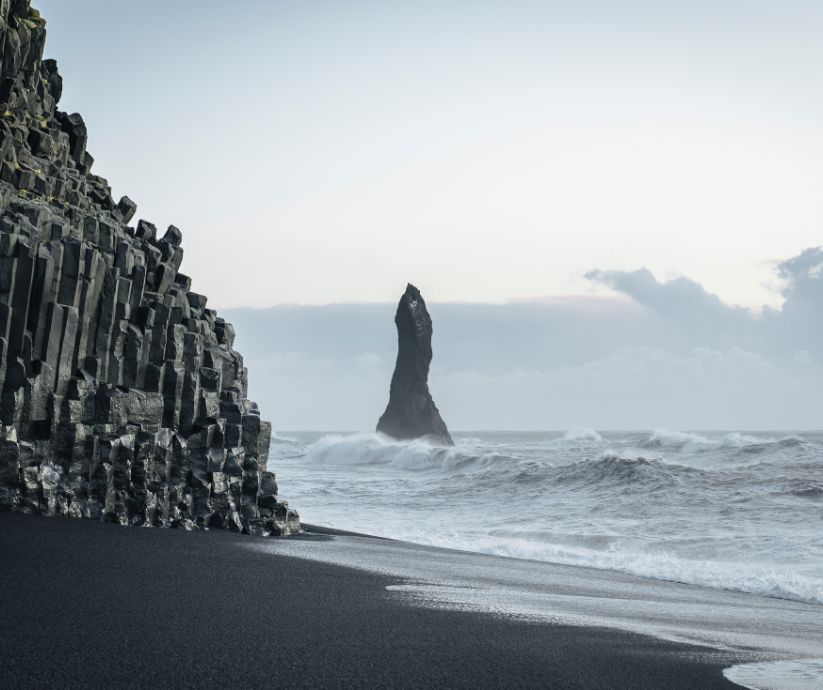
[{"x1": 0, "y1": 0, "x2": 298, "y2": 536}]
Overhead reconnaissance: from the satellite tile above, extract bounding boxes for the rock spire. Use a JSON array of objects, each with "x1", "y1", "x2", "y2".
[{"x1": 377, "y1": 284, "x2": 453, "y2": 445}]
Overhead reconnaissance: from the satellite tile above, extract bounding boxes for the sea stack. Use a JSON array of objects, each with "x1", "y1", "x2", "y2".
[
  {"x1": 0, "y1": 1, "x2": 297, "y2": 535},
  {"x1": 377, "y1": 284, "x2": 453, "y2": 445}
]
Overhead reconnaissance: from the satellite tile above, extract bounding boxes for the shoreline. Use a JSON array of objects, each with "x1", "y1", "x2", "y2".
[
  {"x1": 0, "y1": 512, "x2": 771, "y2": 689},
  {"x1": 300, "y1": 522, "x2": 396, "y2": 540},
  {"x1": 272, "y1": 429, "x2": 823, "y2": 611},
  {"x1": 302, "y1": 521, "x2": 820, "y2": 608}
]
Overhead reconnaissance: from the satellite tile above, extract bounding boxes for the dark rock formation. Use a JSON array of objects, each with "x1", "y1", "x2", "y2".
[
  {"x1": 377, "y1": 284, "x2": 453, "y2": 445},
  {"x1": 0, "y1": 1, "x2": 298, "y2": 535}
]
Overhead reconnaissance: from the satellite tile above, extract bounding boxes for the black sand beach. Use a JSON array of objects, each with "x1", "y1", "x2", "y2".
[{"x1": 0, "y1": 513, "x2": 747, "y2": 689}]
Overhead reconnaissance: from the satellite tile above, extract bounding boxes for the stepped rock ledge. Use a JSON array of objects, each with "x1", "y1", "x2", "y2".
[
  {"x1": 377, "y1": 284, "x2": 453, "y2": 446},
  {"x1": 0, "y1": 1, "x2": 298, "y2": 535}
]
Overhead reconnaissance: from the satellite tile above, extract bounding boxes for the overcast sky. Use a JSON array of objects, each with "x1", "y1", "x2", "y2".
[
  {"x1": 36, "y1": 1, "x2": 823, "y2": 429},
  {"x1": 39, "y1": 0, "x2": 823, "y2": 309}
]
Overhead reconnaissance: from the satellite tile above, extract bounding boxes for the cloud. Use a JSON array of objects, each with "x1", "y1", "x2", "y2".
[
  {"x1": 766, "y1": 247, "x2": 823, "y2": 357},
  {"x1": 585, "y1": 267, "x2": 739, "y2": 319},
  {"x1": 227, "y1": 246, "x2": 823, "y2": 430},
  {"x1": 588, "y1": 248, "x2": 823, "y2": 361},
  {"x1": 435, "y1": 346, "x2": 822, "y2": 430},
  {"x1": 584, "y1": 267, "x2": 757, "y2": 353}
]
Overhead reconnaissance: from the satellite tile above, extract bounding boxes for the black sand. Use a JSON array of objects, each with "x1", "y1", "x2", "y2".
[{"x1": 0, "y1": 513, "x2": 744, "y2": 689}]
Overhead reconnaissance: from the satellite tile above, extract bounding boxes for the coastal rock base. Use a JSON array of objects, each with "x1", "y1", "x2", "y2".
[{"x1": 0, "y1": 420, "x2": 299, "y2": 536}]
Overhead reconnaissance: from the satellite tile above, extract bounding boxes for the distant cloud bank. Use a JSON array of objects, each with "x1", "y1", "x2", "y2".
[{"x1": 227, "y1": 247, "x2": 823, "y2": 430}]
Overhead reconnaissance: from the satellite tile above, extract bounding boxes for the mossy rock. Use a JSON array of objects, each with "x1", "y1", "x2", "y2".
[{"x1": 21, "y1": 8, "x2": 45, "y2": 28}]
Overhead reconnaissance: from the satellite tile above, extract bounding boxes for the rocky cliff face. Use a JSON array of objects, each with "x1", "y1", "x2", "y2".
[
  {"x1": 377, "y1": 284, "x2": 453, "y2": 445},
  {"x1": 0, "y1": 1, "x2": 298, "y2": 535}
]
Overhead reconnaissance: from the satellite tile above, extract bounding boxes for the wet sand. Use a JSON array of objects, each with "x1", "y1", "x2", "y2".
[{"x1": 0, "y1": 513, "x2": 750, "y2": 689}]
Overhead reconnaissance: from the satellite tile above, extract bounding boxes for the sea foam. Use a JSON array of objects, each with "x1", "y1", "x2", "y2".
[
  {"x1": 275, "y1": 429, "x2": 823, "y2": 606},
  {"x1": 724, "y1": 659, "x2": 823, "y2": 690}
]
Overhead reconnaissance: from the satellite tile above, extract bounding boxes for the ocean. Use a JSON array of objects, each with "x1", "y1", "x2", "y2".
[{"x1": 269, "y1": 429, "x2": 823, "y2": 606}]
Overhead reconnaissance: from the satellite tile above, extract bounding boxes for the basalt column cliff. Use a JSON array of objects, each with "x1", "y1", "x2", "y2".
[
  {"x1": 0, "y1": 1, "x2": 298, "y2": 535},
  {"x1": 377, "y1": 284, "x2": 453, "y2": 445}
]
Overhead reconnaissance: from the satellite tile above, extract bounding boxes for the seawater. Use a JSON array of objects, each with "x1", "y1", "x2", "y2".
[{"x1": 269, "y1": 429, "x2": 823, "y2": 606}]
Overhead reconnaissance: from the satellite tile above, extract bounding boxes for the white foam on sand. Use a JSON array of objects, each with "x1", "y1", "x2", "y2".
[
  {"x1": 247, "y1": 534, "x2": 823, "y2": 660},
  {"x1": 723, "y1": 659, "x2": 823, "y2": 690},
  {"x1": 416, "y1": 534, "x2": 823, "y2": 606}
]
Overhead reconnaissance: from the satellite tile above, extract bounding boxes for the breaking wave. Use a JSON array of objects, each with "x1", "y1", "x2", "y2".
[
  {"x1": 303, "y1": 433, "x2": 709, "y2": 492},
  {"x1": 278, "y1": 429, "x2": 823, "y2": 606},
  {"x1": 303, "y1": 432, "x2": 493, "y2": 472},
  {"x1": 560, "y1": 427, "x2": 603, "y2": 443},
  {"x1": 640, "y1": 429, "x2": 810, "y2": 459},
  {"x1": 548, "y1": 453, "x2": 706, "y2": 490}
]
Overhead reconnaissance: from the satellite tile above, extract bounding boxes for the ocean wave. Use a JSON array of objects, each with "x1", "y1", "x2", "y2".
[
  {"x1": 271, "y1": 432, "x2": 299, "y2": 444},
  {"x1": 301, "y1": 434, "x2": 708, "y2": 493},
  {"x1": 301, "y1": 434, "x2": 572, "y2": 494},
  {"x1": 783, "y1": 483, "x2": 823, "y2": 500},
  {"x1": 640, "y1": 429, "x2": 813, "y2": 460},
  {"x1": 283, "y1": 430, "x2": 823, "y2": 607},
  {"x1": 641, "y1": 428, "x2": 763, "y2": 449},
  {"x1": 415, "y1": 534, "x2": 823, "y2": 606},
  {"x1": 559, "y1": 427, "x2": 603, "y2": 443},
  {"x1": 735, "y1": 436, "x2": 809, "y2": 458},
  {"x1": 298, "y1": 430, "x2": 812, "y2": 477},
  {"x1": 776, "y1": 435, "x2": 808, "y2": 448},
  {"x1": 302, "y1": 432, "x2": 501, "y2": 473},
  {"x1": 641, "y1": 429, "x2": 714, "y2": 448},
  {"x1": 548, "y1": 452, "x2": 704, "y2": 490}
]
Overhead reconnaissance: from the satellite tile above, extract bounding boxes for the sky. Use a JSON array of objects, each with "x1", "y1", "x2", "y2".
[{"x1": 35, "y1": 1, "x2": 823, "y2": 429}]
